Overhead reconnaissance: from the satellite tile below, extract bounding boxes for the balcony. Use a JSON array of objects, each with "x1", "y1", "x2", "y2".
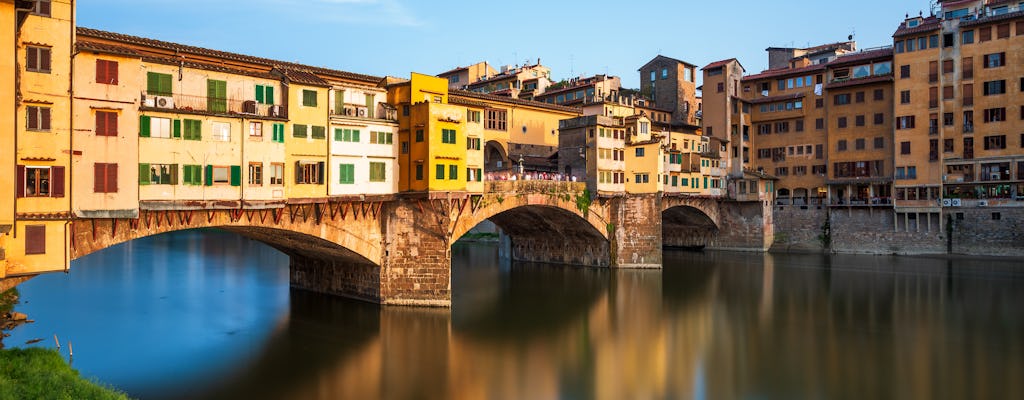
[
  {"x1": 141, "y1": 92, "x2": 287, "y2": 119},
  {"x1": 331, "y1": 103, "x2": 398, "y2": 122}
]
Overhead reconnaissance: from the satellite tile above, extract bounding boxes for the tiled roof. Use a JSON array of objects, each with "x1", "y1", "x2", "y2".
[
  {"x1": 76, "y1": 27, "x2": 382, "y2": 84},
  {"x1": 702, "y1": 58, "x2": 742, "y2": 71},
  {"x1": 825, "y1": 74, "x2": 893, "y2": 89},
  {"x1": 892, "y1": 16, "x2": 941, "y2": 37},
  {"x1": 747, "y1": 92, "x2": 805, "y2": 105},
  {"x1": 76, "y1": 41, "x2": 140, "y2": 57},
  {"x1": 827, "y1": 47, "x2": 893, "y2": 68},
  {"x1": 743, "y1": 64, "x2": 826, "y2": 81},
  {"x1": 274, "y1": 67, "x2": 330, "y2": 87},
  {"x1": 639, "y1": 54, "x2": 698, "y2": 70},
  {"x1": 451, "y1": 90, "x2": 581, "y2": 114},
  {"x1": 448, "y1": 95, "x2": 490, "y2": 109},
  {"x1": 960, "y1": 9, "x2": 1024, "y2": 28},
  {"x1": 437, "y1": 66, "x2": 468, "y2": 76},
  {"x1": 141, "y1": 55, "x2": 277, "y2": 80}
]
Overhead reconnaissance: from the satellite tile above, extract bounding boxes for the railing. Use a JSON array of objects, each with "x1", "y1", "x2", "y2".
[
  {"x1": 141, "y1": 92, "x2": 287, "y2": 118},
  {"x1": 331, "y1": 103, "x2": 398, "y2": 122},
  {"x1": 485, "y1": 180, "x2": 587, "y2": 195}
]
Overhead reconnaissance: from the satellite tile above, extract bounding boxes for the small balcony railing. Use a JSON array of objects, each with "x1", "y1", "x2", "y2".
[{"x1": 141, "y1": 92, "x2": 287, "y2": 118}]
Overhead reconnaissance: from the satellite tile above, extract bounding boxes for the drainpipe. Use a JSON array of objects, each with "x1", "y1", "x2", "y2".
[
  {"x1": 66, "y1": 5, "x2": 75, "y2": 273},
  {"x1": 240, "y1": 115, "x2": 246, "y2": 206}
]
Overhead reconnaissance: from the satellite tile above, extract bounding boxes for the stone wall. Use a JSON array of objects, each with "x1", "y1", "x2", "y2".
[
  {"x1": 381, "y1": 200, "x2": 452, "y2": 307},
  {"x1": 289, "y1": 254, "x2": 382, "y2": 303},
  {"x1": 830, "y1": 208, "x2": 946, "y2": 255},
  {"x1": 712, "y1": 201, "x2": 772, "y2": 251},
  {"x1": 950, "y1": 208, "x2": 1024, "y2": 257},
  {"x1": 510, "y1": 236, "x2": 609, "y2": 267},
  {"x1": 771, "y1": 205, "x2": 827, "y2": 252},
  {"x1": 611, "y1": 194, "x2": 662, "y2": 268}
]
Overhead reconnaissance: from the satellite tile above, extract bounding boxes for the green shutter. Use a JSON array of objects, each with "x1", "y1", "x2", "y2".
[
  {"x1": 436, "y1": 164, "x2": 444, "y2": 180},
  {"x1": 230, "y1": 165, "x2": 241, "y2": 186},
  {"x1": 207, "y1": 80, "x2": 226, "y2": 113},
  {"x1": 139, "y1": 115, "x2": 150, "y2": 137},
  {"x1": 334, "y1": 90, "x2": 344, "y2": 113},
  {"x1": 205, "y1": 165, "x2": 213, "y2": 186},
  {"x1": 139, "y1": 163, "x2": 150, "y2": 185},
  {"x1": 192, "y1": 165, "x2": 202, "y2": 184},
  {"x1": 365, "y1": 94, "x2": 374, "y2": 118},
  {"x1": 293, "y1": 124, "x2": 306, "y2": 138},
  {"x1": 172, "y1": 119, "x2": 181, "y2": 138},
  {"x1": 450, "y1": 165, "x2": 458, "y2": 181},
  {"x1": 352, "y1": 130, "x2": 360, "y2": 142},
  {"x1": 266, "y1": 86, "x2": 274, "y2": 105},
  {"x1": 146, "y1": 72, "x2": 159, "y2": 94},
  {"x1": 255, "y1": 85, "x2": 264, "y2": 104},
  {"x1": 182, "y1": 165, "x2": 192, "y2": 185},
  {"x1": 334, "y1": 128, "x2": 343, "y2": 141},
  {"x1": 159, "y1": 74, "x2": 172, "y2": 96},
  {"x1": 477, "y1": 168, "x2": 482, "y2": 182}
]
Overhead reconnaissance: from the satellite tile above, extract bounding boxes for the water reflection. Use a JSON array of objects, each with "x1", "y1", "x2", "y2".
[{"x1": 10, "y1": 231, "x2": 1024, "y2": 399}]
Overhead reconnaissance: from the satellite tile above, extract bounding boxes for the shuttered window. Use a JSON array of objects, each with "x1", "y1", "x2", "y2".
[
  {"x1": 310, "y1": 126, "x2": 325, "y2": 139},
  {"x1": 255, "y1": 84, "x2": 274, "y2": 104},
  {"x1": 369, "y1": 162, "x2": 386, "y2": 182},
  {"x1": 183, "y1": 119, "x2": 202, "y2": 140},
  {"x1": 449, "y1": 165, "x2": 458, "y2": 181},
  {"x1": 339, "y1": 164, "x2": 355, "y2": 184},
  {"x1": 17, "y1": 165, "x2": 62, "y2": 197},
  {"x1": 25, "y1": 46, "x2": 51, "y2": 73},
  {"x1": 302, "y1": 90, "x2": 317, "y2": 107},
  {"x1": 31, "y1": 0, "x2": 51, "y2": 17},
  {"x1": 207, "y1": 79, "x2": 227, "y2": 113},
  {"x1": 26, "y1": 106, "x2": 51, "y2": 131},
  {"x1": 24, "y1": 225, "x2": 46, "y2": 255},
  {"x1": 95, "y1": 111, "x2": 118, "y2": 136},
  {"x1": 182, "y1": 165, "x2": 203, "y2": 186},
  {"x1": 271, "y1": 123, "x2": 285, "y2": 143},
  {"x1": 293, "y1": 124, "x2": 307, "y2": 138},
  {"x1": 95, "y1": 59, "x2": 118, "y2": 85},
  {"x1": 93, "y1": 163, "x2": 118, "y2": 193},
  {"x1": 146, "y1": 72, "x2": 173, "y2": 96}
]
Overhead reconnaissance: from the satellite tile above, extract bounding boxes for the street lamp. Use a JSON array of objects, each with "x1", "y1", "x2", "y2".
[{"x1": 517, "y1": 154, "x2": 525, "y2": 175}]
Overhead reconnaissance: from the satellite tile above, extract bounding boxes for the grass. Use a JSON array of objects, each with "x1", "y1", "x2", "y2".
[{"x1": 0, "y1": 347, "x2": 130, "y2": 400}]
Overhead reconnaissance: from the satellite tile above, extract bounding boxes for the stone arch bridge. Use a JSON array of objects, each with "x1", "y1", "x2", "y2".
[{"x1": 65, "y1": 181, "x2": 771, "y2": 307}]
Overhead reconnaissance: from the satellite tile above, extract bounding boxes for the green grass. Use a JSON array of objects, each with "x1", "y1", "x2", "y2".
[{"x1": 0, "y1": 348, "x2": 129, "y2": 400}]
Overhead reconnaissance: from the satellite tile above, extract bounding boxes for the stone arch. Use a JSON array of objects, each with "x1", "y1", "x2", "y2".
[
  {"x1": 792, "y1": 188, "x2": 809, "y2": 206},
  {"x1": 661, "y1": 201, "x2": 720, "y2": 249},
  {"x1": 484, "y1": 140, "x2": 509, "y2": 172},
  {"x1": 776, "y1": 188, "x2": 791, "y2": 205}
]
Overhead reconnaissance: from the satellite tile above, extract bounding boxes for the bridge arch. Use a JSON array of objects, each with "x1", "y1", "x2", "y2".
[
  {"x1": 661, "y1": 197, "x2": 721, "y2": 249},
  {"x1": 484, "y1": 140, "x2": 510, "y2": 172}
]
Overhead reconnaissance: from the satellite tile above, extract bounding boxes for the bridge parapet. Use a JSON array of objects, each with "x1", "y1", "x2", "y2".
[{"x1": 484, "y1": 180, "x2": 588, "y2": 196}]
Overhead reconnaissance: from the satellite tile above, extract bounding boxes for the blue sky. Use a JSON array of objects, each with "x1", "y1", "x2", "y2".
[{"x1": 78, "y1": 0, "x2": 937, "y2": 88}]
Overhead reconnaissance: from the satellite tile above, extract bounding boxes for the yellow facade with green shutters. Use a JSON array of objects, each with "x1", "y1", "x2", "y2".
[{"x1": 283, "y1": 81, "x2": 330, "y2": 200}]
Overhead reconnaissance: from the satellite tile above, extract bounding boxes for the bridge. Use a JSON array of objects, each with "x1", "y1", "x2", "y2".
[{"x1": 56, "y1": 181, "x2": 771, "y2": 307}]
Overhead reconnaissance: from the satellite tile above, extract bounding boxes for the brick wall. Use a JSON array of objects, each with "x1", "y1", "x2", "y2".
[
  {"x1": 611, "y1": 194, "x2": 662, "y2": 268},
  {"x1": 713, "y1": 201, "x2": 772, "y2": 251},
  {"x1": 950, "y1": 208, "x2": 1024, "y2": 257},
  {"x1": 830, "y1": 209, "x2": 946, "y2": 255},
  {"x1": 290, "y1": 254, "x2": 381, "y2": 303},
  {"x1": 772, "y1": 206, "x2": 828, "y2": 252},
  {"x1": 381, "y1": 200, "x2": 452, "y2": 307}
]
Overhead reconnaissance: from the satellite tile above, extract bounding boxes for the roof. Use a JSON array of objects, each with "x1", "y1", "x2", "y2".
[
  {"x1": 76, "y1": 27, "x2": 382, "y2": 85},
  {"x1": 437, "y1": 66, "x2": 468, "y2": 76},
  {"x1": 748, "y1": 92, "x2": 805, "y2": 105},
  {"x1": 743, "y1": 63, "x2": 826, "y2": 81},
  {"x1": 76, "y1": 40, "x2": 140, "y2": 58},
  {"x1": 892, "y1": 16, "x2": 941, "y2": 37},
  {"x1": 960, "y1": 9, "x2": 1024, "y2": 28},
  {"x1": 702, "y1": 58, "x2": 744, "y2": 72},
  {"x1": 142, "y1": 55, "x2": 277, "y2": 80},
  {"x1": 638, "y1": 55, "x2": 698, "y2": 71},
  {"x1": 825, "y1": 74, "x2": 893, "y2": 89},
  {"x1": 451, "y1": 90, "x2": 581, "y2": 114},
  {"x1": 274, "y1": 67, "x2": 330, "y2": 87},
  {"x1": 827, "y1": 47, "x2": 893, "y2": 68}
]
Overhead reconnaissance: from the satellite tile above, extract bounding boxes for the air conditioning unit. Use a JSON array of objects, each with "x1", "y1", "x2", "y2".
[
  {"x1": 154, "y1": 95, "x2": 174, "y2": 109},
  {"x1": 344, "y1": 108, "x2": 353, "y2": 116},
  {"x1": 268, "y1": 105, "x2": 283, "y2": 118},
  {"x1": 357, "y1": 108, "x2": 366, "y2": 117},
  {"x1": 942, "y1": 198, "x2": 952, "y2": 207},
  {"x1": 243, "y1": 100, "x2": 257, "y2": 114},
  {"x1": 142, "y1": 97, "x2": 155, "y2": 107},
  {"x1": 978, "y1": 200, "x2": 988, "y2": 207},
  {"x1": 990, "y1": 173, "x2": 1001, "y2": 180},
  {"x1": 951, "y1": 198, "x2": 962, "y2": 207}
]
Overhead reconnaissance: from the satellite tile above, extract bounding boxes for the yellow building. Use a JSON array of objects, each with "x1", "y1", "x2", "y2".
[
  {"x1": 1, "y1": 0, "x2": 16, "y2": 272},
  {"x1": 624, "y1": 115, "x2": 662, "y2": 193},
  {"x1": 71, "y1": 40, "x2": 141, "y2": 218},
  {"x1": 388, "y1": 73, "x2": 472, "y2": 193},
  {"x1": 276, "y1": 68, "x2": 330, "y2": 200},
  {"x1": 7, "y1": 0, "x2": 75, "y2": 276}
]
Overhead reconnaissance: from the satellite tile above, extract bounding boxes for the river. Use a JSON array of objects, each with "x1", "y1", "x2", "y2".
[{"x1": 7, "y1": 229, "x2": 1024, "y2": 399}]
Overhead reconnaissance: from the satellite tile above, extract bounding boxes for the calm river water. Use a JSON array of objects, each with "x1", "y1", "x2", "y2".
[{"x1": 8, "y1": 229, "x2": 1024, "y2": 399}]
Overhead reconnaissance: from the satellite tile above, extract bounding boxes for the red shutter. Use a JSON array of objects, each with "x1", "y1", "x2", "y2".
[
  {"x1": 108, "y1": 163, "x2": 118, "y2": 193},
  {"x1": 95, "y1": 59, "x2": 105, "y2": 83},
  {"x1": 24, "y1": 225, "x2": 46, "y2": 255},
  {"x1": 95, "y1": 112, "x2": 106, "y2": 136},
  {"x1": 40, "y1": 107, "x2": 50, "y2": 130},
  {"x1": 51, "y1": 166, "x2": 65, "y2": 197},
  {"x1": 94, "y1": 163, "x2": 104, "y2": 193},
  {"x1": 26, "y1": 47, "x2": 37, "y2": 70},
  {"x1": 40, "y1": 49, "x2": 51, "y2": 72},
  {"x1": 27, "y1": 107, "x2": 37, "y2": 129},
  {"x1": 108, "y1": 61, "x2": 119, "y2": 85},
  {"x1": 109, "y1": 112, "x2": 118, "y2": 136},
  {"x1": 16, "y1": 165, "x2": 25, "y2": 198}
]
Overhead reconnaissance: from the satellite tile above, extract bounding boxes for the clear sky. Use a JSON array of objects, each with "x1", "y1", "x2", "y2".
[{"x1": 78, "y1": 0, "x2": 938, "y2": 89}]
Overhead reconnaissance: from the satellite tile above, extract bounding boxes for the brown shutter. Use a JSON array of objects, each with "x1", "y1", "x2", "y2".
[
  {"x1": 40, "y1": 107, "x2": 50, "y2": 130},
  {"x1": 109, "y1": 112, "x2": 118, "y2": 136},
  {"x1": 95, "y1": 59, "x2": 104, "y2": 83},
  {"x1": 109, "y1": 61, "x2": 119, "y2": 85},
  {"x1": 51, "y1": 166, "x2": 65, "y2": 197},
  {"x1": 94, "y1": 163, "x2": 104, "y2": 193},
  {"x1": 40, "y1": 49, "x2": 50, "y2": 72},
  {"x1": 108, "y1": 163, "x2": 119, "y2": 193},
  {"x1": 16, "y1": 165, "x2": 25, "y2": 198},
  {"x1": 26, "y1": 47, "x2": 37, "y2": 70},
  {"x1": 24, "y1": 225, "x2": 46, "y2": 255},
  {"x1": 27, "y1": 107, "x2": 37, "y2": 129},
  {"x1": 95, "y1": 112, "x2": 106, "y2": 136}
]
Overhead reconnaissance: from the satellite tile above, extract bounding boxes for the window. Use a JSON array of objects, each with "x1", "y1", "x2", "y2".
[
  {"x1": 415, "y1": 164, "x2": 423, "y2": 180},
  {"x1": 834, "y1": 94, "x2": 850, "y2": 105},
  {"x1": 635, "y1": 148, "x2": 645, "y2": 157},
  {"x1": 895, "y1": 41, "x2": 904, "y2": 53},
  {"x1": 855, "y1": 115, "x2": 865, "y2": 127},
  {"x1": 962, "y1": 30, "x2": 974, "y2": 45},
  {"x1": 815, "y1": 118, "x2": 824, "y2": 130},
  {"x1": 249, "y1": 122, "x2": 263, "y2": 139},
  {"x1": 435, "y1": 164, "x2": 445, "y2": 180},
  {"x1": 485, "y1": 108, "x2": 507, "y2": 131},
  {"x1": 650, "y1": 71, "x2": 656, "y2": 82},
  {"x1": 929, "y1": 34, "x2": 939, "y2": 48},
  {"x1": 759, "y1": 124, "x2": 771, "y2": 135},
  {"x1": 25, "y1": 105, "x2": 51, "y2": 131},
  {"x1": 855, "y1": 91, "x2": 865, "y2": 103},
  {"x1": 302, "y1": 90, "x2": 318, "y2": 107},
  {"x1": 293, "y1": 124, "x2": 308, "y2": 138},
  {"x1": 139, "y1": 163, "x2": 177, "y2": 185},
  {"x1": 661, "y1": 68, "x2": 668, "y2": 79},
  {"x1": 269, "y1": 163, "x2": 284, "y2": 185},
  {"x1": 415, "y1": 129, "x2": 424, "y2": 142},
  {"x1": 943, "y1": 33, "x2": 954, "y2": 47},
  {"x1": 943, "y1": 113, "x2": 954, "y2": 126},
  {"x1": 248, "y1": 163, "x2": 263, "y2": 185},
  {"x1": 874, "y1": 113, "x2": 884, "y2": 125},
  {"x1": 983, "y1": 80, "x2": 1006, "y2": 95},
  {"x1": 815, "y1": 98, "x2": 824, "y2": 108},
  {"x1": 897, "y1": 116, "x2": 916, "y2": 129},
  {"x1": 717, "y1": 82, "x2": 724, "y2": 93},
  {"x1": 943, "y1": 59, "x2": 954, "y2": 74},
  {"x1": 402, "y1": 105, "x2": 410, "y2": 116},
  {"x1": 944, "y1": 139, "x2": 954, "y2": 153},
  {"x1": 30, "y1": 0, "x2": 50, "y2": 16},
  {"x1": 183, "y1": 119, "x2": 202, "y2": 140},
  {"x1": 146, "y1": 72, "x2": 173, "y2": 96},
  {"x1": 271, "y1": 123, "x2": 285, "y2": 143},
  {"x1": 92, "y1": 163, "x2": 118, "y2": 193},
  {"x1": 95, "y1": 111, "x2": 118, "y2": 136},
  {"x1": 997, "y1": 23, "x2": 1010, "y2": 39},
  {"x1": 985, "y1": 53, "x2": 1006, "y2": 68},
  {"x1": 901, "y1": 141, "x2": 911, "y2": 155},
  {"x1": 449, "y1": 165, "x2": 458, "y2": 181},
  {"x1": 24, "y1": 225, "x2": 45, "y2": 255},
  {"x1": 775, "y1": 167, "x2": 788, "y2": 176},
  {"x1": 211, "y1": 122, "x2": 230, "y2": 142},
  {"x1": 837, "y1": 140, "x2": 847, "y2": 151},
  {"x1": 929, "y1": 61, "x2": 939, "y2": 83},
  {"x1": 467, "y1": 110, "x2": 481, "y2": 123},
  {"x1": 255, "y1": 84, "x2": 275, "y2": 104},
  {"x1": 963, "y1": 57, "x2": 974, "y2": 79},
  {"x1": 980, "y1": 26, "x2": 992, "y2": 42},
  {"x1": 25, "y1": 46, "x2": 51, "y2": 73},
  {"x1": 837, "y1": 117, "x2": 847, "y2": 129},
  {"x1": 855, "y1": 138, "x2": 865, "y2": 150},
  {"x1": 206, "y1": 79, "x2": 227, "y2": 113},
  {"x1": 943, "y1": 85, "x2": 954, "y2": 100},
  {"x1": 900, "y1": 90, "x2": 911, "y2": 104},
  {"x1": 369, "y1": 162, "x2": 386, "y2": 182},
  {"x1": 334, "y1": 128, "x2": 360, "y2": 142},
  {"x1": 138, "y1": 116, "x2": 170, "y2": 138},
  {"x1": 338, "y1": 164, "x2": 355, "y2": 184},
  {"x1": 95, "y1": 59, "x2": 118, "y2": 85},
  {"x1": 441, "y1": 128, "x2": 457, "y2": 144},
  {"x1": 984, "y1": 135, "x2": 1006, "y2": 150},
  {"x1": 983, "y1": 108, "x2": 1006, "y2": 123},
  {"x1": 182, "y1": 165, "x2": 202, "y2": 186},
  {"x1": 795, "y1": 119, "x2": 804, "y2": 132},
  {"x1": 900, "y1": 65, "x2": 910, "y2": 79},
  {"x1": 874, "y1": 137, "x2": 885, "y2": 149},
  {"x1": 466, "y1": 137, "x2": 481, "y2": 150},
  {"x1": 295, "y1": 161, "x2": 324, "y2": 184},
  {"x1": 401, "y1": 141, "x2": 409, "y2": 154},
  {"x1": 311, "y1": 126, "x2": 325, "y2": 140},
  {"x1": 207, "y1": 165, "x2": 238, "y2": 186},
  {"x1": 874, "y1": 89, "x2": 884, "y2": 101},
  {"x1": 370, "y1": 131, "x2": 394, "y2": 145}
]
